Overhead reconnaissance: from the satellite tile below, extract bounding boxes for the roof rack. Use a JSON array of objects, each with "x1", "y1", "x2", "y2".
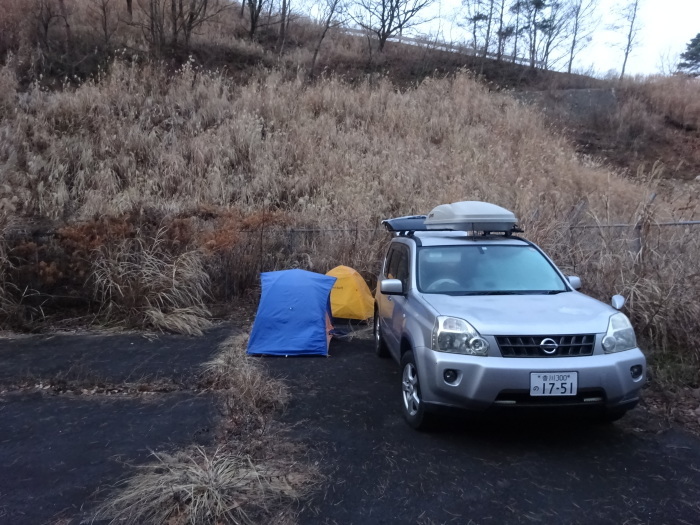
[{"x1": 381, "y1": 202, "x2": 523, "y2": 236}]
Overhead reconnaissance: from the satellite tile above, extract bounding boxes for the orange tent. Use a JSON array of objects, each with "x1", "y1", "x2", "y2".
[{"x1": 325, "y1": 266, "x2": 374, "y2": 321}]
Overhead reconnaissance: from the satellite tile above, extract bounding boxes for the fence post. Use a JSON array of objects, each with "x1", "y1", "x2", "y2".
[
  {"x1": 288, "y1": 228, "x2": 296, "y2": 255},
  {"x1": 259, "y1": 212, "x2": 265, "y2": 274},
  {"x1": 633, "y1": 222, "x2": 643, "y2": 260}
]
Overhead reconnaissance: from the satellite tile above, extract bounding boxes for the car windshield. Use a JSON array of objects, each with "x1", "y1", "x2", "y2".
[{"x1": 416, "y1": 244, "x2": 568, "y2": 295}]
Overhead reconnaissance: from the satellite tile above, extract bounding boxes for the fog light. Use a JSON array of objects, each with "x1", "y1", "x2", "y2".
[
  {"x1": 630, "y1": 365, "x2": 643, "y2": 379},
  {"x1": 444, "y1": 369, "x2": 458, "y2": 384}
]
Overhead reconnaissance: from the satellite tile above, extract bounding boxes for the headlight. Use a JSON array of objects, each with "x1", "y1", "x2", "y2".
[
  {"x1": 432, "y1": 316, "x2": 489, "y2": 356},
  {"x1": 602, "y1": 313, "x2": 637, "y2": 353}
]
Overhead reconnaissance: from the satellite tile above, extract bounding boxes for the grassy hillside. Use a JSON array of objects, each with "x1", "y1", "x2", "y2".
[{"x1": 1, "y1": 1, "x2": 699, "y2": 390}]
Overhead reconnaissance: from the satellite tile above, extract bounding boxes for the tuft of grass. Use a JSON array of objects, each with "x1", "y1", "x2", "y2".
[
  {"x1": 91, "y1": 229, "x2": 212, "y2": 335},
  {"x1": 94, "y1": 446, "x2": 319, "y2": 525},
  {"x1": 201, "y1": 333, "x2": 289, "y2": 422}
]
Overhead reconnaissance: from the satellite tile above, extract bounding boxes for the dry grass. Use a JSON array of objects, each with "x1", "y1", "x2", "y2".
[
  {"x1": 0, "y1": 54, "x2": 698, "y2": 385},
  {"x1": 622, "y1": 75, "x2": 700, "y2": 132},
  {"x1": 201, "y1": 332, "x2": 289, "y2": 421},
  {"x1": 92, "y1": 229, "x2": 212, "y2": 335},
  {"x1": 94, "y1": 446, "x2": 318, "y2": 525}
]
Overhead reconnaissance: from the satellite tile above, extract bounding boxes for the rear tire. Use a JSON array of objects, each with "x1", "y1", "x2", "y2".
[
  {"x1": 400, "y1": 351, "x2": 435, "y2": 431},
  {"x1": 374, "y1": 311, "x2": 390, "y2": 358}
]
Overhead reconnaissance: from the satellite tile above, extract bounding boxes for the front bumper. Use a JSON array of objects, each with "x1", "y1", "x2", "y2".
[{"x1": 414, "y1": 346, "x2": 646, "y2": 412}]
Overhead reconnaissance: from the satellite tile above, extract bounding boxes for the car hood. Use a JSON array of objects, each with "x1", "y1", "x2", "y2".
[{"x1": 421, "y1": 292, "x2": 614, "y2": 335}]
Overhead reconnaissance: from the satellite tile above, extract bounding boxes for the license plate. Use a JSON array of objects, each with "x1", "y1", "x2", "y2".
[{"x1": 530, "y1": 372, "x2": 578, "y2": 396}]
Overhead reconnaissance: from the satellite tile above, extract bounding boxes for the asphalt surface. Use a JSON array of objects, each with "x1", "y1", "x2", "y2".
[
  {"x1": 1, "y1": 326, "x2": 700, "y2": 525},
  {"x1": 264, "y1": 335, "x2": 700, "y2": 525},
  {"x1": 0, "y1": 324, "x2": 232, "y2": 525}
]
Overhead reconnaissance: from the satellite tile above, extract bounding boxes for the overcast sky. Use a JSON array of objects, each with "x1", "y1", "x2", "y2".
[{"x1": 421, "y1": 0, "x2": 700, "y2": 76}]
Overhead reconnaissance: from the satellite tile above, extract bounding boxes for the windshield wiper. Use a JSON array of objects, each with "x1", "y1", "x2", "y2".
[
  {"x1": 453, "y1": 290, "x2": 568, "y2": 296},
  {"x1": 469, "y1": 291, "x2": 521, "y2": 296}
]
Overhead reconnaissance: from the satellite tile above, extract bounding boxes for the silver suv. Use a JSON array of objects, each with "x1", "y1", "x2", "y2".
[{"x1": 373, "y1": 202, "x2": 646, "y2": 429}]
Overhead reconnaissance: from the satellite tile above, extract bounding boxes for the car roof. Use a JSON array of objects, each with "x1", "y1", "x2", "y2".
[{"x1": 394, "y1": 231, "x2": 531, "y2": 248}]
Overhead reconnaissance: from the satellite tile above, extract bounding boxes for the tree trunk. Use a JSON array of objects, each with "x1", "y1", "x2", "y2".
[
  {"x1": 496, "y1": 0, "x2": 505, "y2": 60},
  {"x1": 310, "y1": 22, "x2": 331, "y2": 78},
  {"x1": 482, "y1": 0, "x2": 493, "y2": 59},
  {"x1": 619, "y1": 0, "x2": 638, "y2": 80},
  {"x1": 512, "y1": 4, "x2": 520, "y2": 63},
  {"x1": 57, "y1": 0, "x2": 72, "y2": 50},
  {"x1": 278, "y1": 0, "x2": 287, "y2": 52},
  {"x1": 171, "y1": 0, "x2": 179, "y2": 48},
  {"x1": 126, "y1": 0, "x2": 133, "y2": 21},
  {"x1": 378, "y1": 33, "x2": 388, "y2": 52}
]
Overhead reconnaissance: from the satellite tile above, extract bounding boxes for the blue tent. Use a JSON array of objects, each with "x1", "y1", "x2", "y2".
[{"x1": 247, "y1": 269, "x2": 337, "y2": 356}]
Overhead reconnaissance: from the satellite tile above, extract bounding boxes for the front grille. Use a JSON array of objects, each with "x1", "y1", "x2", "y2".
[{"x1": 497, "y1": 335, "x2": 595, "y2": 357}]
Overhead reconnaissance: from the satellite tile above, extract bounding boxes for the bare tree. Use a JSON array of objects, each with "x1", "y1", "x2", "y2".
[
  {"x1": 352, "y1": 0, "x2": 434, "y2": 52},
  {"x1": 522, "y1": 0, "x2": 545, "y2": 68},
  {"x1": 616, "y1": 0, "x2": 642, "y2": 79},
  {"x1": 510, "y1": 0, "x2": 524, "y2": 63},
  {"x1": 126, "y1": 0, "x2": 133, "y2": 20},
  {"x1": 494, "y1": 0, "x2": 509, "y2": 60},
  {"x1": 57, "y1": 0, "x2": 72, "y2": 47},
  {"x1": 564, "y1": 0, "x2": 597, "y2": 73},
  {"x1": 461, "y1": 0, "x2": 487, "y2": 52},
  {"x1": 34, "y1": 0, "x2": 61, "y2": 49},
  {"x1": 481, "y1": 0, "x2": 495, "y2": 58},
  {"x1": 32, "y1": 0, "x2": 71, "y2": 51},
  {"x1": 135, "y1": 0, "x2": 167, "y2": 52},
  {"x1": 278, "y1": 0, "x2": 288, "y2": 50},
  {"x1": 176, "y1": 0, "x2": 229, "y2": 49},
  {"x1": 309, "y1": 0, "x2": 345, "y2": 76},
  {"x1": 278, "y1": 0, "x2": 299, "y2": 53},
  {"x1": 536, "y1": 1, "x2": 569, "y2": 70},
  {"x1": 89, "y1": 0, "x2": 119, "y2": 45},
  {"x1": 246, "y1": 0, "x2": 267, "y2": 38},
  {"x1": 460, "y1": 0, "x2": 497, "y2": 57},
  {"x1": 134, "y1": 0, "x2": 228, "y2": 53}
]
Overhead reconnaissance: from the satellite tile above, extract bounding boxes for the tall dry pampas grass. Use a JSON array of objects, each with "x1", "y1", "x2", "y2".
[
  {"x1": 92, "y1": 229, "x2": 212, "y2": 335},
  {"x1": 0, "y1": 61, "x2": 698, "y2": 384},
  {"x1": 622, "y1": 75, "x2": 700, "y2": 132}
]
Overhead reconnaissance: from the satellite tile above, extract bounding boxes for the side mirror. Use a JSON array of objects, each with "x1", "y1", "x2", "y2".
[
  {"x1": 380, "y1": 279, "x2": 404, "y2": 295},
  {"x1": 611, "y1": 295, "x2": 625, "y2": 310},
  {"x1": 568, "y1": 276, "x2": 582, "y2": 290}
]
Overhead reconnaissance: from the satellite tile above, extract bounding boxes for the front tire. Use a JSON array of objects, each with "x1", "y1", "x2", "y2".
[
  {"x1": 400, "y1": 351, "x2": 435, "y2": 430},
  {"x1": 374, "y1": 310, "x2": 390, "y2": 358}
]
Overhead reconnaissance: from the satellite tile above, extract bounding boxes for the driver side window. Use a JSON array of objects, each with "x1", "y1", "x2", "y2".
[
  {"x1": 395, "y1": 248, "x2": 409, "y2": 290},
  {"x1": 386, "y1": 245, "x2": 410, "y2": 291}
]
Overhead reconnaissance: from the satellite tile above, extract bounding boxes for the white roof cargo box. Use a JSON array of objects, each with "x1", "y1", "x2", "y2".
[{"x1": 424, "y1": 201, "x2": 518, "y2": 233}]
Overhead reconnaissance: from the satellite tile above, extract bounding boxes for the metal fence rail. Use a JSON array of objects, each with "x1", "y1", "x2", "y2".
[{"x1": 340, "y1": 27, "x2": 543, "y2": 68}]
